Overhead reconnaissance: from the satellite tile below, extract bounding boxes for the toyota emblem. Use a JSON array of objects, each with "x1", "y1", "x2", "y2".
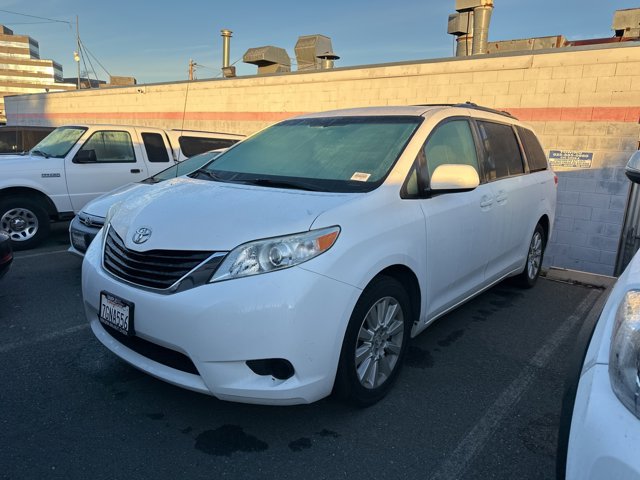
[{"x1": 132, "y1": 227, "x2": 152, "y2": 244}]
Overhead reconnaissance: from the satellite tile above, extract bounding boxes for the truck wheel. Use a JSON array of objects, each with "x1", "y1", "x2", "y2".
[{"x1": 0, "y1": 196, "x2": 50, "y2": 250}]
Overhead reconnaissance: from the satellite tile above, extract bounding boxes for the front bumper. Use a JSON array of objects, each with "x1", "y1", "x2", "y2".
[
  {"x1": 82, "y1": 231, "x2": 361, "y2": 405},
  {"x1": 68, "y1": 214, "x2": 102, "y2": 257},
  {"x1": 566, "y1": 364, "x2": 640, "y2": 479}
]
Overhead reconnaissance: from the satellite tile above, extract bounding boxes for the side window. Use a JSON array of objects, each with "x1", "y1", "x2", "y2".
[
  {"x1": 79, "y1": 131, "x2": 135, "y2": 163},
  {"x1": 178, "y1": 136, "x2": 237, "y2": 157},
  {"x1": 477, "y1": 121, "x2": 524, "y2": 181},
  {"x1": 142, "y1": 132, "x2": 170, "y2": 163},
  {"x1": 424, "y1": 120, "x2": 479, "y2": 178},
  {"x1": 517, "y1": 127, "x2": 548, "y2": 172}
]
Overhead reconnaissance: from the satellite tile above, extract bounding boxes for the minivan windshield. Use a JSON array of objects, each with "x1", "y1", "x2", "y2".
[
  {"x1": 194, "y1": 116, "x2": 422, "y2": 192},
  {"x1": 30, "y1": 126, "x2": 87, "y2": 158}
]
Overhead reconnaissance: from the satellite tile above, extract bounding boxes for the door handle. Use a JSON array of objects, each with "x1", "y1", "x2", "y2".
[
  {"x1": 130, "y1": 169, "x2": 141, "y2": 174},
  {"x1": 480, "y1": 196, "x2": 494, "y2": 208}
]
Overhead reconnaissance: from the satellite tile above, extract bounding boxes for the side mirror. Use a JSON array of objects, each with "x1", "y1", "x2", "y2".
[
  {"x1": 625, "y1": 151, "x2": 640, "y2": 184},
  {"x1": 74, "y1": 149, "x2": 97, "y2": 164},
  {"x1": 430, "y1": 164, "x2": 480, "y2": 192}
]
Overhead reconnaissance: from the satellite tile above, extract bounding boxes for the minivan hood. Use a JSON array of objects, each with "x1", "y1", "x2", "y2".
[
  {"x1": 110, "y1": 177, "x2": 356, "y2": 251},
  {"x1": 83, "y1": 182, "x2": 148, "y2": 219}
]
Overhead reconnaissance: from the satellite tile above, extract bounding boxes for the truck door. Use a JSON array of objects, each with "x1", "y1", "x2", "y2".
[
  {"x1": 139, "y1": 131, "x2": 175, "y2": 176},
  {"x1": 65, "y1": 129, "x2": 149, "y2": 212}
]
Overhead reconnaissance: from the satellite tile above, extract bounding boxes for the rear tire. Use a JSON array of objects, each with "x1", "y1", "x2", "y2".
[
  {"x1": 334, "y1": 276, "x2": 412, "y2": 407},
  {"x1": 514, "y1": 223, "x2": 545, "y2": 289},
  {"x1": 0, "y1": 196, "x2": 50, "y2": 250}
]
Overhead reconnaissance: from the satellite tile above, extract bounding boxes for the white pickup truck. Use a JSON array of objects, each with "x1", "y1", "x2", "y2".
[{"x1": 0, "y1": 124, "x2": 243, "y2": 249}]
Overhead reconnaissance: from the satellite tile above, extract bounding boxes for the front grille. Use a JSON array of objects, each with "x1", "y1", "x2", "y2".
[
  {"x1": 103, "y1": 324, "x2": 199, "y2": 375},
  {"x1": 103, "y1": 227, "x2": 214, "y2": 289}
]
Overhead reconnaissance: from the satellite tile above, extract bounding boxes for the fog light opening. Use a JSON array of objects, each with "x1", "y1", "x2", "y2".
[{"x1": 246, "y1": 358, "x2": 295, "y2": 380}]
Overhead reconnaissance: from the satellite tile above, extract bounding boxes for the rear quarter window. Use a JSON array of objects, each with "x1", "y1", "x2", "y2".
[{"x1": 517, "y1": 127, "x2": 548, "y2": 172}]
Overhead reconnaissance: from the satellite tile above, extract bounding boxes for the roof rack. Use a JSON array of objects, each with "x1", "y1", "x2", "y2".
[
  {"x1": 453, "y1": 102, "x2": 517, "y2": 119},
  {"x1": 412, "y1": 102, "x2": 517, "y2": 120}
]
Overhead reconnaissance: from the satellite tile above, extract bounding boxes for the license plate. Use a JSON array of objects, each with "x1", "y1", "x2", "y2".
[
  {"x1": 71, "y1": 231, "x2": 87, "y2": 251},
  {"x1": 99, "y1": 291, "x2": 134, "y2": 335}
]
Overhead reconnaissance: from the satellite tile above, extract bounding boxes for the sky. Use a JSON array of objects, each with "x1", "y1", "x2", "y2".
[{"x1": 2, "y1": 0, "x2": 639, "y2": 85}]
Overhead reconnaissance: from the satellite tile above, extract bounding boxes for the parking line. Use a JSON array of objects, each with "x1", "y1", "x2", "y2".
[
  {"x1": 427, "y1": 288, "x2": 602, "y2": 480},
  {"x1": 13, "y1": 249, "x2": 69, "y2": 260},
  {"x1": 0, "y1": 323, "x2": 89, "y2": 354}
]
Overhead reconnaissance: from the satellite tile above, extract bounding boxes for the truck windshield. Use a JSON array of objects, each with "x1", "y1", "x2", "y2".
[
  {"x1": 197, "y1": 116, "x2": 422, "y2": 193},
  {"x1": 30, "y1": 126, "x2": 87, "y2": 158}
]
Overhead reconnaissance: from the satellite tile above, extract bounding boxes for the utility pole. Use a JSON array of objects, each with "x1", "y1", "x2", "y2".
[
  {"x1": 188, "y1": 59, "x2": 195, "y2": 80},
  {"x1": 76, "y1": 15, "x2": 81, "y2": 89}
]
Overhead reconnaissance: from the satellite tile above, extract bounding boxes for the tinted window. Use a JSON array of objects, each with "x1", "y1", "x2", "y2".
[
  {"x1": 425, "y1": 120, "x2": 479, "y2": 177},
  {"x1": 517, "y1": 127, "x2": 548, "y2": 172},
  {"x1": 142, "y1": 132, "x2": 170, "y2": 163},
  {"x1": 179, "y1": 137, "x2": 237, "y2": 157},
  {"x1": 79, "y1": 131, "x2": 135, "y2": 163},
  {"x1": 477, "y1": 121, "x2": 524, "y2": 181}
]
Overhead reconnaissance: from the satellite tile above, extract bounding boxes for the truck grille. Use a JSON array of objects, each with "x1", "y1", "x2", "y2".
[{"x1": 103, "y1": 227, "x2": 215, "y2": 290}]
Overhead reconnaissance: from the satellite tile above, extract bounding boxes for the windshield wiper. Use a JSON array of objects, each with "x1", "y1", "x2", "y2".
[
  {"x1": 241, "y1": 178, "x2": 321, "y2": 191},
  {"x1": 31, "y1": 149, "x2": 50, "y2": 158}
]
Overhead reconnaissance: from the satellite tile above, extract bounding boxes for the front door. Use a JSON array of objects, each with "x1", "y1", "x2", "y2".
[{"x1": 65, "y1": 129, "x2": 149, "y2": 211}]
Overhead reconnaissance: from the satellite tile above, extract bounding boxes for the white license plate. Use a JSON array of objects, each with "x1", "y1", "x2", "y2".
[{"x1": 99, "y1": 291, "x2": 134, "y2": 335}]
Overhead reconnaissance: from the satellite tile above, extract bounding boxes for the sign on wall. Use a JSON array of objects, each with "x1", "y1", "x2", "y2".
[{"x1": 548, "y1": 150, "x2": 594, "y2": 169}]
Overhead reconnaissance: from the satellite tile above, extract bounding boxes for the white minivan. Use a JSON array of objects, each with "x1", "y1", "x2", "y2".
[{"x1": 81, "y1": 104, "x2": 557, "y2": 405}]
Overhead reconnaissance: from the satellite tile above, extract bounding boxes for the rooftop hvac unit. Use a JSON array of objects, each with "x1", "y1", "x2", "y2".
[
  {"x1": 295, "y1": 34, "x2": 333, "y2": 71},
  {"x1": 613, "y1": 8, "x2": 640, "y2": 37},
  {"x1": 242, "y1": 46, "x2": 291, "y2": 74}
]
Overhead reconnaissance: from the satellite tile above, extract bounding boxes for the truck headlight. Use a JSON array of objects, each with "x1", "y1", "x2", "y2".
[
  {"x1": 210, "y1": 226, "x2": 340, "y2": 282},
  {"x1": 609, "y1": 290, "x2": 640, "y2": 419}
]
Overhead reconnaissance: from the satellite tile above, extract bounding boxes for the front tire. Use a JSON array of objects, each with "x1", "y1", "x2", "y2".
[
  {"x1": 514, "y1": 223, "x2": 545, "y2": 289},
  {"x1": 334, "y1": 276, "x2": 412, "y2": 406},
  {"x1": 0, "y1": 196, "x2": 50, "y2": 250}
]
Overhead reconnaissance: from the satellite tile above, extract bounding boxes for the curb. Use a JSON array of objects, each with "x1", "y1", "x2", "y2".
[{"x1": 542, "y1": 267, "x2": 616, "y2": 289}]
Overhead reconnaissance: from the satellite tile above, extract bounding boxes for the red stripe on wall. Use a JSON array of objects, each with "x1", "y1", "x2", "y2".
[
  {"x1": 505, "y1": 106, "x2": 640, "y2": 122},
  {"x1": 11, "y1": 106, "x2": 640, "y2": 123},
  {"x1": 12, "y1": 111, "x2": 306, "y2": 122}
]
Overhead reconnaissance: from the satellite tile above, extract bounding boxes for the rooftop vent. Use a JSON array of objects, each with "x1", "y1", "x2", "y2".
[
  {"x1": 295, "y1": 34, "x2": 334, "y2": 71},
  {"x1": 243, "y1": 46, "x2": 291, "y2": 74}
]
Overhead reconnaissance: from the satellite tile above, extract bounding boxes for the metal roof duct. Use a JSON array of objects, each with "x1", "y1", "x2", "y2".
[
  {"x1": 220, "y1": 29, "x2": 236, "y2": 78},
  {"x1": 295, "y1": 34, "x2": 334, "y2": 71},
  {"x1": 448, "y1": 11, "x2": 474, "y2": 56},
  {"x1": 243, "y1": 46, "x2": 291, "y2": 74},
  {"x1": 452, "y1": 0, "x2": 493, "y2": 55}
]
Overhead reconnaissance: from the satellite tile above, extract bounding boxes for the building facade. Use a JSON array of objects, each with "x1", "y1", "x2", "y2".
[{"x1": 0, "y1": 25, "x2": 75, "y2": 123}]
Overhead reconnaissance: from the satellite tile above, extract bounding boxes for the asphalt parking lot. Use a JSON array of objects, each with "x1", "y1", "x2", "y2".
[{"x1": 1, "y1": 222, "x2": 606, "y2": 480}]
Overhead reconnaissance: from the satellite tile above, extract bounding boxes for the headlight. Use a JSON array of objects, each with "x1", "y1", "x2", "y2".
[
  {"x1": 609, "y1": 290, "x2": 640, "y2": 419},
  {"x1": 210, "y1": 226, "x2": 340, "y2": 282},
  {"x1": 104, "y1": 201, "x2": 123, "y2": 226}
]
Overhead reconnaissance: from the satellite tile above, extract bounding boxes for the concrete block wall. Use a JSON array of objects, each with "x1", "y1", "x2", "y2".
[{"x1": 7, "y1": 43, "x2": 640, "y2": 275}]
